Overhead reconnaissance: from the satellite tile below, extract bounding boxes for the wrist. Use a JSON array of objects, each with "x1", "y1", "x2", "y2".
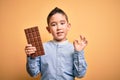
[
  {"x1": 74, "y1": 49, "x2": 84, "y2": 54},
  {"x1": 74, "y1": 49, "x2": 83, "y2": 52}
]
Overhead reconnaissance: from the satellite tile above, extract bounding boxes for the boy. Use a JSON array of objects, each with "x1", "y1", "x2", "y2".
[{"x1": 25, "y1": 7, "x2": 88, "y2": 80}]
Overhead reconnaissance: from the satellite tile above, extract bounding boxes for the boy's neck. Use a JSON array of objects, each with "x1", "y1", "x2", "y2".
[
  {"x1": 53, "y1": 39, "x2": 67, "y2": 43},
  {"x1": 52, "y1": 39, "x2": 68, "y2": 45}
]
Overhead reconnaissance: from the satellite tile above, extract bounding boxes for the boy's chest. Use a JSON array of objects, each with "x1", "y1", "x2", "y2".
[{"x1": 41, "y1": 46, "x2": 74, "y2": 67}]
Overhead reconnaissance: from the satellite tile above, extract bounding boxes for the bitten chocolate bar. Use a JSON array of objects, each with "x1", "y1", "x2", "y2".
[{"x1": 24, "y1": 26, "x2": 44, "y2": 58}]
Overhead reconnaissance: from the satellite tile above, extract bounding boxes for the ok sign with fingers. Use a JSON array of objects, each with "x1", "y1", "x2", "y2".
[{"x1": 73, "y1": 35, "x2": 88, "y2": 52}]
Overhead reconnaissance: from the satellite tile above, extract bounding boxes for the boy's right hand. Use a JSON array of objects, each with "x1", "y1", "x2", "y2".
[{"x1": 25, "y1": 44, "x2": 36, "y2": 56}]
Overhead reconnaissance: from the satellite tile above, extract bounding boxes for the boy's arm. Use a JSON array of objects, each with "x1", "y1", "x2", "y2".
[
  {"x1": 25, "y1": 44, "x2": 41, "y2": 77},
  {"x1": 73, "y1": 35, "x2": 88, "y2": 78},
  {"x1": 26, "y1": 56, "x2": 41, "y2": 77},
  {"x1": 73, "y1": 50, "x2": 87, "y2": 78}
]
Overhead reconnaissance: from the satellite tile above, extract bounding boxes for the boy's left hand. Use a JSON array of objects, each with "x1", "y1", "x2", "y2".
[{"x1": 73, "y1": 35, "x2": 88, "y2": 52}]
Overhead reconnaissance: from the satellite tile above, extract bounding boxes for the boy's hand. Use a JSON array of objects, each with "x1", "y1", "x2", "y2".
[
  {"x1": 25, "y1": 44, "x2": 36, "y2": 56},
  {"x1": 73, "y1": 35, "x2": 88, "y2": 52}
]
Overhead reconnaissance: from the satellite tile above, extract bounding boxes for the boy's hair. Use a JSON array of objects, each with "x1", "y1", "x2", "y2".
[{"x1": 47, "y1": 7, "x2": 69, "y2": 25}]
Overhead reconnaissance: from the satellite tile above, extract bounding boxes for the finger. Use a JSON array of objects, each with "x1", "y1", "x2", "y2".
[
  {"x1": 75, "y1": 40, "x2": 79, "y2": 43},
  {"x1": 27, "y1": 49, "x2": 35, "y2": 53},
  {"x1": 82, "y1": 37, "x2": 85, "y2": 41},
  {"x1": 29, "y1": 46, "x2": 36, "y2": 51},
  {"x1": 80, "y1": 35, "x2": 85, "y2": 40},
  {"x1": 26, "y1": 44, "x2": 32, "y2": 47},
  {"x1": 85, "y1": 40, "x2": 88, "y2": 44},
  {"x1": 73, "y1": 40, "x2": 79, "y2": 44},
  {"x1": 26, "y1": 49, "x2": 35, "y2": 54},
  {"x1": 33, "y1": 47, "x2": 37, "y2": 51},
  {"x1": 25, "y1": 44, "x2": 32, "y2": 49},
  {"x1": 73, "y1": 40, "x2": 76, "y2": 46},
  {"x1": 25, "y1": 46, "x2": 36, "y2": 54},
  {"x1": 84, "y1": 40, "x2": 88, "y2": 44},
  {"x1": 73, "y1": 40, "x2": 78, "y2": 47},
  {"x1": 80, "y1": 35, "x2": 82, "y2": 40},
  {"x1": 25, "y1": 46, "x2": 36, "y2": 50},
  {"x1": 30, "y1": 46, "x2": 34, "y2": 49},
  {"x1": 80, "y1": 35, "x2": 86, "y2": 41}
]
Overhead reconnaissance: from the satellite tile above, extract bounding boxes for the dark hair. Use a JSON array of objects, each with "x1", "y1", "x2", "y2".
[{"x1": 47, "y1": 7, "x2": 69, "y2": 25}]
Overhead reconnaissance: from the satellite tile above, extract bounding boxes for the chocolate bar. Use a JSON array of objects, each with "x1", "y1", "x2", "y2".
[{"x1": 24, "y1": 26, "x2": 45, "y2": 58}]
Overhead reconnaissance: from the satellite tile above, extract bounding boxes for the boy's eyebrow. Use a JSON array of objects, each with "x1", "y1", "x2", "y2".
[
  {"x1": 50, "y1": 21, "x2": 56, "y2": 24},
  {"x1": 60, "y1": 20, "x2": 66, "y2": 22},
  {"x1": 49, "y1": 20, "x2": 66, "y2": 24}
]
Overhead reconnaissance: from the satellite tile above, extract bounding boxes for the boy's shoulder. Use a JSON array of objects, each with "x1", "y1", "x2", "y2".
[{"x1": 43, "y1": 40, "x2": 53, "y2": 45}]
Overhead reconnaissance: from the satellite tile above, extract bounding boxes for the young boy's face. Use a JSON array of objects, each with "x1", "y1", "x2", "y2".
[{"x1": 46, "y1": 13, "x2": 71, "y2": 42}]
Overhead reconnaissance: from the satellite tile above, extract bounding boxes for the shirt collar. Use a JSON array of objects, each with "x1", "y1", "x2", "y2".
[{"x1": 52, "y1": 39, "x2": 69, "y2": 46}]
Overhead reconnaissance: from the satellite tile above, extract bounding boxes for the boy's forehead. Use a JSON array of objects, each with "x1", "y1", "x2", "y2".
[{"x1": 49, "y1": 13, "x2": 67, "y2": 22}]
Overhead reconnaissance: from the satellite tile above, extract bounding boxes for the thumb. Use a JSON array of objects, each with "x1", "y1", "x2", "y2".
[{"x1": 73, "y1": 40, "x2": 78, "y2": 46}]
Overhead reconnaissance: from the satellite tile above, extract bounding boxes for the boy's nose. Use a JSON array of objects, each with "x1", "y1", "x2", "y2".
[{"x1": 57, "y1": 24, "x2": 62, "y2": 29}]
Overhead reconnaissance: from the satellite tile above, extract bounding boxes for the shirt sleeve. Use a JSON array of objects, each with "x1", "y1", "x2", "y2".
[
  {"x1": 26, "y1": 56, "x2": 41, "y2": 77},
  {"x1": 73, "y1": 50, "x2": 87, "y2": 78}
]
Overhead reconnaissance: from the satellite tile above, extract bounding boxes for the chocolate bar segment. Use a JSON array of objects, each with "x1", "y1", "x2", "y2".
[{"x1": 24, "y1": 26, "x2": 45, "y2": 58}]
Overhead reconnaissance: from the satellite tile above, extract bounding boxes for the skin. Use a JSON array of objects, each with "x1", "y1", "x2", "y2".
[
  {"x1": 46, "y1": 13, "x2": 71, "y2": 42},
  {"x1": 25, "y1": 13, "x2": 88, "y2": 55}
]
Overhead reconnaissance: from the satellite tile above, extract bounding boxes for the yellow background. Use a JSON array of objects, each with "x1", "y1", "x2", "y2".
[{"x1": 0, "y1": 0, "x2": 120, "y2": 80}]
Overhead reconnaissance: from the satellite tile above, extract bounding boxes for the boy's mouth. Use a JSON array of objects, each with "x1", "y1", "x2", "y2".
[{"x1": 57, "y1": 32, "x2": 64, "y2": 35}]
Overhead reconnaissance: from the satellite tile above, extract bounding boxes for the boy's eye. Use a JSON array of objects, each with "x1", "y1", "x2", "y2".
[
  {"x1": 61, "y1": 22, "x2": 65, "y2": 25},
  {"x1": 51, "y1": 23, "x2": 57, "y2": 26}
]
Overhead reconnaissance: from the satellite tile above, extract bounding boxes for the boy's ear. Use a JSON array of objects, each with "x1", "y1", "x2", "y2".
[
  {"x1": 46, "y1": 26, "x2": 51, "y2": 33},
  {"x1": 67, "y1": 23, "x2": 71, "y2": 30}
]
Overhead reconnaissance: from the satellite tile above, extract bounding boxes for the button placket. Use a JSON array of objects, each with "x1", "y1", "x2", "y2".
[{"x1": 56, "y1": 44, "x2": 62, "y2": 79}]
